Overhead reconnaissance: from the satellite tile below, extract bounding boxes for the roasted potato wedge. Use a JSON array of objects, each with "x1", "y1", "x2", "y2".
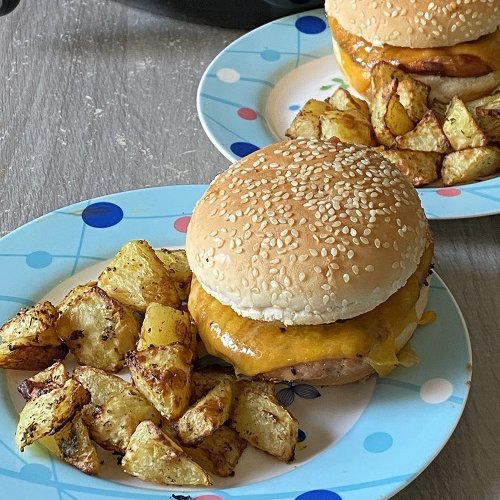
[
  {"x1": 285, "y1": 98, "x2": 333, "y2": 139},
  {"x1": 441, "y1": 146, "x2": 500, "y2": 186},
  {"x1": 0, "y1": 301, "x2": 68, "y2": 370},
  {"x1": 122, "y1": 420, "x2": 212, "y2": 486},
  {"x1": 73, "y1": 365, "x2": 134, "y2": 406},
  {"x1": 83, "y1": 386, "x2": 162, "y2": 453},
  {"x1": 443, "y1": 96, "x2": 488, "y2": 150},
  {"x1": 56, "y1": 283, "x2": 139, "y2": 372},
  {"x1": 191, "y1": 366, "x2": 236, "y2": 402},
  {"x1": 40, "y1": 414, "x2": 99, "y2": 475},
  {"x1": 377, "y1": 148, "x2": 442, "y2": 186},
  {"x1": 371, "y1": 79, "x2": 413, "y2": 146},
  {"x1": 232, "y1": 386, "x2": 298, "y2": 463},
  {"x1": 176, "y1": 379, "x2": 233, "y2": 446},
  {"x1": 370, "y1": 61, "x2": 430, "y2": 98},
  {"x1": 16, "y1": 378, "x2": 90, "y2": 451},
  {"x1": 126, "y1": 345, "x2": 192, "y2": 421},
  {"x1": 320, "y1": 109, "x2": 377, "y2": 146},
  {"x1": 0, "y1": 301, "x2": 59, "y2": 344},
  {"x1": 97, "y1": 240, "x2": 180, "y2": 314},
  {"x1": 396, "y1": 77, "x2": 429, "y2": 123},
  {"x1": 475, "y1": 94, "x2": 500, "y2": 143},
  {"x1": 137, "y1": 302, "x2": 195, "y2": 352},
  {"x1": 183, "y1": 426, "x2": 247, "y2": 477},
  {"x1": 326, "y1": 87, "x2": 370, "y2": 116},
  {"x1": 17, "y1": 361, "x2": 69, "y2": 401},
  {"x1": 0, "y1": 341, "x2": 68, "y2": 371},
  {"x1": 394, "y1": 110, "x2": 450, "y2": 152},
  {"x1": 155, "y1": 248, "x2": 192, "y2": 301}
]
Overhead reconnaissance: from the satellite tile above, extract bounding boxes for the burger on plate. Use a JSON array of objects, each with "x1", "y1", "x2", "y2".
[
  {"x1": 325, "y1": 0, "x2": 500, "y2": 103},
  {"x1": 186, "y1": 139, "x2": 433, "y2": 385}
]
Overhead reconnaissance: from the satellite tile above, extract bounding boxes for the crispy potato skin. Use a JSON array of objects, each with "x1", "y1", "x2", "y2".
[
  {"x1": 0, "y1": 301, "x2": 68, "y2": 370},
  {"x1": 126, "y1": 345, "x2": 192, "y2": 421},
  {"x1": 122, "y1": 420, "x2": 213, "y2": 486},
  {"x1": 56, "y1": 284, "x2": 139, "y2": 372},
  {"x1": 15, "y1": 378, "x2": 90, "y2": 451},
  {"x1": 97, "y1": 240, "x2": 180, "y2": 313},
  {"x1": 232, "y1": 386, "x2": 298, "y2": 463}
]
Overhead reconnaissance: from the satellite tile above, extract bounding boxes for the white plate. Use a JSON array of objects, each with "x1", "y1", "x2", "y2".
[
  {"x1": 197, "y1": 8, "x2": 500, "y2": 220},
  {"x1": 0, "y1": 185, "x2": 471, "y2": 499}
]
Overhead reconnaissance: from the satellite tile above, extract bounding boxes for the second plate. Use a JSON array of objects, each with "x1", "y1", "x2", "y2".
[{"x1": 197, "y1": 8, "x2": 500, "y2": 220}]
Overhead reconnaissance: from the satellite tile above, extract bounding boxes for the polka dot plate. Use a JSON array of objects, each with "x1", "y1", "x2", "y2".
[
  {"x1": 0, "y1": 185, "x2": 471, "y2": 500},
  {"x1": 197, "y1": 8, "x2": 500, "y2": 220}
]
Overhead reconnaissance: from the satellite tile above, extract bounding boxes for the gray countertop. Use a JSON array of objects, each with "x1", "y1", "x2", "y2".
[{"x1": 1, "y1": 1, "x2": 499, "y2": 498}]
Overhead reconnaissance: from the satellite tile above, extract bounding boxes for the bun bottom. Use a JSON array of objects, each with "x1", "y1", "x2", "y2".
[
  {"x1": 257, "y1": 282, "x2": 430, "y2": 385},
  {"x1": 415, "y1": 71, "x2": 500, "y2": 106}
]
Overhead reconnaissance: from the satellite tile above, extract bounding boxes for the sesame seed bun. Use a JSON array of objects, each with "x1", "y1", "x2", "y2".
[
  {"x1": 325, "y1": 0, "x2": 499, "y2": 48},
  {"x1": 186, "y1": 139, "x2": 428, "y2": 326}
]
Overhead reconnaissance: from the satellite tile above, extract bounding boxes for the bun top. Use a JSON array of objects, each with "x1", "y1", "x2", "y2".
[
  {"x1": 325, "y1": 0, "x2": 499, "y2": 48},
  {"x1": 186, "y1": 139, "x2": 429, "y2": 326}
]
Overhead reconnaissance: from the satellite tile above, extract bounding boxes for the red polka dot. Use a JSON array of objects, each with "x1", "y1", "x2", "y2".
[
  {"x1": 237, "y1": 107, "x2": 257, "y2": 120},
  {"x1": 174, "y1": 215, "x2": 191, "y2": 233},
  {"x1": 436, "y1": 187, "x2": 461, "y2": 197}
]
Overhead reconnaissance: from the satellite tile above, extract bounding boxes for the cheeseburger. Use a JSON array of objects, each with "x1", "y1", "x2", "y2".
[
  {"x1": 325, "y1": 0, "x2": 500, "y2": 102},
  {"x1": 186, "y1": 139, "x2": 433, "y2": 385}
]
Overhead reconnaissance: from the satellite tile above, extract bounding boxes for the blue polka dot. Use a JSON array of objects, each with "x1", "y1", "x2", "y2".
[
  {"x1": 298, "y1": 428, "x2": 306, "y2": 442},
  {"x1": 230, "y1": 142, "x2": 260, "y2": 158},
  {"x1": 261, "y1": 49, "x2": 281, "y2": 61},
  {"x1": 26, "y1": 251, "x2": 53, "y2": 269},
  {"x1": 295, "y1": 15, "x2": 327, "y2": 35},
  {"x1": 364, "y1": 432, "x2": 393, "y2": 453},
  {"x1": 289, "y1": 104, "x2": 301, "y2": 111},
  {"x1": 82, "y1": 202, "x2": 123, "y2": 228},
  {"x1": 296, "y1": 491, "x2": 342, "y2": 500},
  {"x1": 19, "y1": 464, "x2": 52, "y2": 483}
]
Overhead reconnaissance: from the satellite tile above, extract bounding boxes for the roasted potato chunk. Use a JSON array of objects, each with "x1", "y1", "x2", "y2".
[
  {"x1": 0, "y1": 341, "x2": 68, "y2": 371},
  {"x1": 191, "y1": 366, "x2": 236, "y2": 402},
  {"x1": 285, "y1": 99, "x2": 333, "y2": 139},
  {"x1": 475, "y1": 94, "x2": 500, "y2": 143},
  {"x1": 126, "y1": 345, "x2": 192, "y2": 421},
  {"x1": 155, "y1": 248, "x2": 192, "y2": 302},
  {"x1": 176, "y1": 379, "x2": 233, "y2": 446},
  {"x1": 97, "y1": 240, "x2": 180, "y2": 314},
  {"x1": 371, "y1": 79, "x2": 413, "y2": 146},
  {"x1": 326, "y1": 87, "x2": 370, "y2": 116},
  {"x1": 56, "y1": 283, "x2": 139, "y2": 372},
  {"x1": 441, "y1": 146, "x2": 500, "y2": 185},
  {"x1": 0, "y1": 301, "x2": 59, "y2": 343},
  {"x1": 17, "y1": 361, "x2": 69, "y2": 401},
  {"x1": 184, "y1": 426, "x2": 247, "y2": 477},
  {"x1": 0, "y1": 301, "x2": 68, "y2": 370},
  {"x1": 137, "y1": 302, "x2": 195, "y2": 352},
  {"x1": 370, "y1": 61, "x2": 429, "y2": 98},
  {"x1": 83, "y1": 386, "x2": 162, "y2": 453},
  {"x1": 443, "y1": 96, "x2": 488, "y2": 150},
  {"x1": 16, "y1": 378, "x2": 90, "y2": 451},
  {"x1": 122, "y1": 420, "x2": 212, "y2": 486},
  {"x1": 232, "y1": 386, "x2": 298, "y2": 463},
  {"x1": 73, "y1": 365, "x2": 134, "y2": 405},
  {"x1": 320, "y1": 109, "x2": 377, "y2": 146},
  {"x1": 396, "y1": 77, "x2": 429, "y2": 123},
  {"x1": 40, "y1": 414, "x2": 99, "y2": 475},
  {"x1": 378, "y1": 148, "x2": 442, "y2": 186},
  {"x1": 394, "y1": 110, "x2": 450, "y2": 152}
]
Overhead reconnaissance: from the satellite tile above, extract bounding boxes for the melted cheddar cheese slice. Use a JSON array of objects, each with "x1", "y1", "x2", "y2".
[{"x1": 189, "y1": 245, "x2": 433, "y2": 378}]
